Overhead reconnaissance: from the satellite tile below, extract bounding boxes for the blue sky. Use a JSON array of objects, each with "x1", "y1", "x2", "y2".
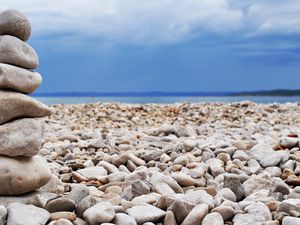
[{"x1": 1, "y1": 0, "x2": 300, "y2": 93}]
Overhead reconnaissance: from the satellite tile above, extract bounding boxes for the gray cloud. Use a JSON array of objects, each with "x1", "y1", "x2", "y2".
[{"x1": 0, "y1": 0, "x2": 299, "y2": 45}]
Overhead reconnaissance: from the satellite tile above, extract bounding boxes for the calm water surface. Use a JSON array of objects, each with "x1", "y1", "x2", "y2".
[{"x1": 37, "y1": 96, "x2": 300, "y2": 105}]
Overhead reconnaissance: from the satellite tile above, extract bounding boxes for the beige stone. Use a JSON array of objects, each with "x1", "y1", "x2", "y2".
[
  {"x1": 0, "y1": 63, "x2": 42, "y2": 93},
  {"x1": 83, "y1": 201, "x2": 115, "y2": 225},
  {"x1": 6, "y1": 203, "x2": 49, "y2": 225},
  {"x1": 0, "y1": 118, "x2": 43, "y2": 157},
  {"x1": 0, "y1": 35, "x2": 38, "y2": 69},
  {"x1": 0, "y1": 9, "x2": 31, "y2": 41},
  {"x1": 126, "y1": 205, "x2": 166, "y2": 224},
  {"x1": 0, "y1": 155, "x2": 51, "y2": 195},
  {"x1": 181, "y1": 204, "x2": 209, "y2": 225},
  {"x1": 202, "y1": 212, "x2": 224, "y2": 225},
  {"x1": 113, "y1": 213, "x2": 137, "y2": 225},
  {"x1": 163, "y1": 211, "x2": 177, "y2": 225},
  {"x1": 0, "y1": 90, "x2": 50, "y2": 125},
  {"x1": 50, "y1": 212, "x2": 76, "y2": 221}
]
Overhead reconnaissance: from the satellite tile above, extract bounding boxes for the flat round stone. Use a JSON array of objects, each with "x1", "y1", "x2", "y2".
[
  {"x1": 6, "y1": 203, "x2": 49, "y2": 225},
  {"x1": 0, "y1": 118, "x2": 44, "y2": 157},
  {"x1": 0, "y1": 63, "x2": 42, "y2": 93},
  {"x1": 0, "y1": 9, "x2": 31, "y2": 41},
  {"x1": 0, "y1": 35, "x2": 39, "y2": 69},
  {"x1": 126, "y1": 205, "x2": 166, "y2": 224},
  {"x1": 0, "y1": 155, "x2": 52, "y2": 195},
  {"x1": 45, "y1": 197, "x2": 76, "y2": 213},
  {"x1": 0, "y1": 90, "x2": 51, "y2": 125}
]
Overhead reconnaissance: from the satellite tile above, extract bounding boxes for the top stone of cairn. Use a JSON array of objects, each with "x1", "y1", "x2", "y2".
[{"x1": 0, "y1": 9, "x2": 31, "y2": 41}]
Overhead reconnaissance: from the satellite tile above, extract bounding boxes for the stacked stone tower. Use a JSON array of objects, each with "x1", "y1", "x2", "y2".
[{"x1": 0, "y1": 9, "x2": 51, "y2": 195}]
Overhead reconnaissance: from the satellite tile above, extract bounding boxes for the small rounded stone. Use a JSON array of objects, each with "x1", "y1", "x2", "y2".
[
  {"x1": 0, "y1": 9, "x2": 31, "y2": 41},
  {"x1": 45, "y1": 197, "x2": 76, "y2": 213},
  {"x1": 0, "y1": 35, "x2": 39, "y2": 69}
]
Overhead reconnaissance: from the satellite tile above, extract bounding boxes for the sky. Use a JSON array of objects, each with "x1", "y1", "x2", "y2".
[{"x1": 0, "y1": 0, "x2": 300, "y2": 93}]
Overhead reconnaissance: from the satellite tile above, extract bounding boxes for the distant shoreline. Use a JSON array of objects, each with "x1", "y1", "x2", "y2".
[{"x1": 31, "y1": 89, "x2": 300, "y2": 97}]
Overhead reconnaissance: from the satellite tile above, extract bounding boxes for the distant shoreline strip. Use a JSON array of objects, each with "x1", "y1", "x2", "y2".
[{"x1": 31, "y1": 90, "x2": 300, "y2": 97}]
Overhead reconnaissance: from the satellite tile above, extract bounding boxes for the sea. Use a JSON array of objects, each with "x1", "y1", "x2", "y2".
[{"x1": 36, "y1": 96, "x2": 300, "y2": 105}]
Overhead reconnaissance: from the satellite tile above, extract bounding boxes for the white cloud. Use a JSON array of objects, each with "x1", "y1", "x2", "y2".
[
  {"x1": 0, "y1": 0, "x2": 299, "y2": 45},
  {"x1": 244, "y1": 1, "x2": 300, "y2": 36},
  {"x1": 0, "y1": 0, "x2": 243, "y2": 44}
]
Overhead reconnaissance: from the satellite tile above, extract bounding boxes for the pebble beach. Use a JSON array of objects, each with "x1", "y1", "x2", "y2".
[{"x1": 11, "y1": 101, "x2": 297, "y2": 225}]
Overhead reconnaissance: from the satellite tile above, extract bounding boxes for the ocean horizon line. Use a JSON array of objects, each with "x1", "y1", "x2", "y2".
[
  {"x1": 31, "y1": 89, "x2": 300, "y2": 97},
  {"x1": 32, "y1": 91, "x2": 234, "y2": 97}
]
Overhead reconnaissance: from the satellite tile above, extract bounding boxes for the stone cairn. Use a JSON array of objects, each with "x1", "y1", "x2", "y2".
[{"x1": 0, "y1": 9, "x2": 51, "y2": 196}]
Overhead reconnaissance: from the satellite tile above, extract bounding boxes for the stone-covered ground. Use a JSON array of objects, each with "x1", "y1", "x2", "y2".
[{"x1": 8, "y1": 102, "x2": 300, "y2": 225}]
